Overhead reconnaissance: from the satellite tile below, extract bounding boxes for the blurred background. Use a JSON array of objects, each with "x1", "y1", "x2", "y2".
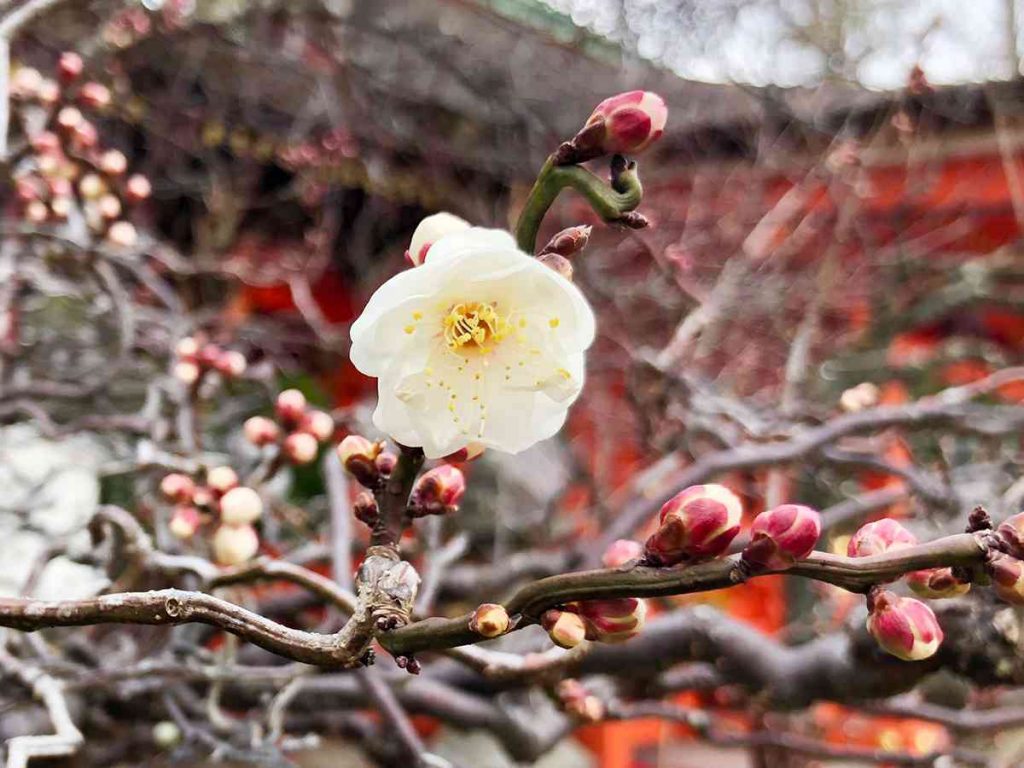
[{"x1": 4, "y1": 0, "x2": 1024, "y2": 766}]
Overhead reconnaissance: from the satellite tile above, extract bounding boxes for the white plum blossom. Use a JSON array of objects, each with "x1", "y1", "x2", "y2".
[{"x1": 351, "y1": 225, "x2": 595, "y2": 458}]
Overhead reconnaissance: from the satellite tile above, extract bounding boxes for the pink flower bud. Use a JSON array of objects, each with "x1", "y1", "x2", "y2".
[
  {"x1": 196, "y1": 343, "x2": 221, "y2": 368},
  {"x1": 219, "y1": 486, "x2": 263, "y2": 525},
  {"x1": 58, "y1": 52, "x2": 83, "y2": 82},
  {"x1": 539, "y1": 225, "x2": 592, "y2": 258},
  {"x1": 215, "y1": 350, "x2": 247, "y2": 378},
  {"x1": 742, "y1": 504, "x2": 821, "y2": 571},
  {"x1": 542, "y1": 609, "x2": 587, "y2": 649},
  {"x1": 79, "y1": 82, "x2": 111, "y2": 109},
  {"x1": 338, "y1": 435, "x2": 382, "y2": 486},
  {"x1": 298, "y1": 410, "x2": 335, "y2": 442},
  {"x1": 989, "y1": 554, "x2": 1024, "y2": 604},
  {"x1": 406, "y1": 212, "x2": 470, "y2": 266},
  {"x1": 469, "y1": 603, "x2": 510, "y2": 638},
  {"x1": 172, "y1": 360, "x2": 200, "y2": 384},
  {"x1": 106, "y1": 221, "x2": 137, "y2": 248},
  {"x1": 159, "y1": 473, "x2": 195, "y2": 503},
  {"x1": 409, "y1": 465, "x2": 466, "y2": 516},
  {"x1": 906, "y1": 567, "x2": 970, "y2": 599},
  {"x1": 243, "y1": 416, "x2": 280, "y2": 447},
  {"x1": 374, "y1": 451, "x2": 397, "y2": 475},
  {"x1": 99, "y1": 149, "x2": 127, "y2": 175},
  {"x1": 206, "y1": 466, "x2": 238, "y2": 496},
  {"x1": 48, "y1": 177, "x2": 72, "y2": 197},
  {"x1": 283, "y1": 432, "x2": 319, "y2": 465},
  {"x1": 848, "y1": 518, "x2": 917, "y2": 558},
  {"x1": 78, "y1": 173, "x2": 106, "y2": 200},
  {"x1": 97, "y1": 194, "x2": 122, "y2": 220},
  {"x1": 212, "y1": 524, "x2": 259, "y2": 566},
  {"x1": 867, "y1": 591, "x2": 943, "y2": 661},
  {"x1": 70, "y1": 120, "x2": 97, "y2": 148},
  {"x1": 168, "y1": 505, "x2": 201, "y2": 539},
  {"x1": 275, "y1": 389, "x2": 307, "y2": 424},
  {"x1": 586, "y1": 90, "x2": 667, "y2": 155},
  {"x1": 30, "y1": 131, "x2": 61, "y2": 155},
  {"x1": 125, "y1": 174, "x2": 152, "y2": 202},
  {"x1": 353, "y1": 492, "x2": 379, "y2": 527},
  {"x1": 537, "y1": 252, "x2": 573, "y2": 281},
  {"x1": 644, "y1": 484, "x2": 743, "y2": 566},
  {"x1": 570, "y1": 598, "x2": 646, "y2": 644},
  {"x1": 443, "y1": 442, "x2": 486, "y2": 464},
  {"x1": 997, "y1": 512, "x2": 1024, "y2": 557},
  {"x1": 56, "y1": 106, "x2": 83, "y2": 131},
  {"x1": 602, "y1": 539, "x2": 643, "y2": 568}
]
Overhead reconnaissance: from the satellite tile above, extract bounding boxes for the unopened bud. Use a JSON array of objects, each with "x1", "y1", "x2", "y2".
[
  {"x1": 375, "y1": 451, "x2": 397, "y2": 475},
  {"x1": 125, "y1": 174, "x2": 152, "y2": 202},
  {"x1": 106, "y1": 221, "x2": 138, "y2": 248},
  {"x1": 173, "y1": 360, "x2": 200, "y2": 384},
  {"x1": 409, "y1": 464, "x2": 465, "y2": 516},
  {"x1": 56, "y1": 106, "x2": 83, "y2": 131},
  {"x1": 742, "y1": 504, "x2": 821, "y2": 571},
  {"x1": 99, "y1": 149, "x2": 127, "y2": 175},
  {"x1": 338, "y1": 435, "x2": 383, "y2": 486},
  {"x1": 556, "y1": 680, "x2": 604, "y2": 722},
  {"x1": 906, "y1": 567, "x2": 970, "y2": 599},
  {"x1": 469, "y1": 603, "x2": 510, "y2": 638},
  {"x1": 97, "y1": 194, "x2": 122, "y2": 219},
  {"x1": 997, "y1": 512, "x2": 1024, "y2": 558},
  {"x1": 219, "y1": 486, "x2": 263, "y2": 525},
  {"x1": 848, "y1": 518, "x2": 917, "y2": 558},
  {"x1": 537, "y1": 252, "x2": 573, "y2": 281},
  {"x1": 79, "y1": 82, "x2": 111, "y2": 109},
  {"x1": 212, "y1": 524, "x2": 260, "y2": 566},
  {"x1": 539, "y1": 225, "x2": 592, "y2": 258},
  {"x1": 152, "y1": 720, "x2": 182, "y2": 749},
  {"x1": 24, "y1": 200, "x2": 48, "y2": 223},
  {"x1": 275, "y1": 388, "x2": 307, "y2": 424},
  {"x1": 49, "y1": 196, "x2": 72, "y2": 220},
  {"x1": 31, "y1": 131, "x2": 61, "y2": 155},
  {"x1": 159, "y1": 472, "x2": 195, "y2": 503},
  {"x1": 443, "y1": 442, "x2": 486, "y2": 464},
  {"x1": 298, "y1": 410, "x2": 335, "y2": 442},
  {"x1": 839, "y1": 382, "x2": 879, "y2": 413},
  {"x1": 71, "y1": 120, "x2": 97, "y2": 148},
  {"x1": 353, "y1": 491, "x2": 379, "y2": 527},
  {"x1": 58, "y1": 52, "x2": 83, "y2": 83},
  {"x1": 283, "y1": 431, "x2": 319, "y2": 465},
  {"x1": 244, "y1": 416, "x2": 280, "y2": 447},
  {"x1": 602, "y1": 539, "x2": 643, "y2": 568},
  {"x1": 542, "y1": 609, "x2": 587, "y2": 649},
  {"x1": 867, "y1": 590, "x2": 943, "y2": 661},
  {"x1": 560, "y1": 91, "x2": 667, "y2": 164},
  {"x1": 196, "y1": 343, "x2": 221, "y2": 368},
  {"x1": 570, "y1": 598, "x2": 646, "y2": 644},
  {"x1": 215, "y1": 350, "x2": 247, "y2": 378},
  {"x1": 175, "y1": 336, "x2": 199, "y2": 360},
  {"x1": 169, "y1": 505, "x2": 201, "y2": 539},
  {"x1": 78, "y1": 173, "x2": 106, "y2": 200},
  {"x1": 406, "y1": 212, "x2": 470, "y2": 266},
  {"x1": 989, "y1": 553, "x2": 1024, "y2": 604},
  {"x1": 206, "y1": 466, "x2": 239, "y2": 495},
  {"x1": 643, "y1": 484, "x2": 743, "y2": 566}
]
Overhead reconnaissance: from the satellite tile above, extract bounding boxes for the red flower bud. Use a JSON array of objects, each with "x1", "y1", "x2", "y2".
[
  {"x1": 168, "y1": 505, "x2": 201, "y2": 539},
  {"x1": 409, "y1": 465, "x2": 465, "y2": 516},
  {"x1": 58, "y1": 52, "x2": 83, "y2": 82},
  {"x1": 443, "y1": 442, "x2": 486, "y2": 464},
  {"x1": 989, "y1": 553, "x2": 1024, "y2": 604},
  {"x1": 212, "y1": 524, "x2": 259, "y2": 566},
  {"x1": 742, "y1": 504, "x2": 821, "y2": 571},
  {"x1": 375, "y1": 451, "x2": 398, "y2": 475},
  {"x1": 206, "y1": 466, "x2": 239, "y2": 496},
  {"x1": 569, "y1": 598, "x2": 646, "y2": 644},
  {"x1": 219, "y1": 486, "x2": 263, "y2": 525},
  {"x1": 867, "y1": 590, "x2": 943, "y2": 661},
  {"x1": 159, "y1": 473, "x2": 195, "y2": 504},
  {"x1": 275, "y1": 389, "x2": 307, "y2": 424},
  {"x1": 906, "y1": 567, "x2": 970, "y2": 600},
  {"x1": 602, "y1": 539, "x2": 643, "y2": 568},
  {"x1": 243, "y1": 416, "x2": 280, "y2": 447},
  {"x1": 848, "y1": 518, "x2": 917, "y2": 558},
  {"x1": 644, "y1": 484, "x2": 743, "y2": 566},
  {"x1": 337, "y1": 435, "x2": 382, "y2": 486},
  {"x1": 298, "y1": 410, "x2": 335, "y2": 442},
  {"x1": 469, "y1": 603, "x2": 510, "y2": 638},
  {"x1": 575, "y1": 90, "x2": 667, "y2": 159},
  {"x1": 283, "y1": 432, "x2": 319, "y2": 465},
  {"x1": 542, "y1": 609, "x2": 587, "y2": 649},
  {"x1": 352, "y1": 491, "x2": 379, "y2": 527}
]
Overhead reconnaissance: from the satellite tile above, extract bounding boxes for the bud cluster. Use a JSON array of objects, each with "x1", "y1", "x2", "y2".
[
  {"x1": 159, "y1": 467, "x2": 262, "y2": 566},
  {"x1": 241, "y1": 389, "x2": 334, "y2": 466},
  {"x1": 8, "y1": 54, "x2": 151, "y2": 247},
  {"x1": 644, "y1": 484, "x2": 743, "y2": 566},
  {"x1": 173, "y1": 335, "x2": 247, "y2": 387}
]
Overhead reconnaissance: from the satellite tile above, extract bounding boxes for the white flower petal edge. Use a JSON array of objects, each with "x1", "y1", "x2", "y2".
[{"x1": 350, "y1": 227, "x2": 596, "y2": 458}]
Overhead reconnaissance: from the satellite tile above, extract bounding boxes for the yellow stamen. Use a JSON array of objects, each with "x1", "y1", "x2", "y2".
[{"x1": 443, "y1": 301, "x2": 510, "y2": 354}]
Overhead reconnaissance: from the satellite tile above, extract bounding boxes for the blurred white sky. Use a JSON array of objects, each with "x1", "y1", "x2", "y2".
[{"x1": 544, "y1": 0, "x2": 1021, "y2": 89}]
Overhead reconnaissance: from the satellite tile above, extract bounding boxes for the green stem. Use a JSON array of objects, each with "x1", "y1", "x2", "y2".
[{"x1": 514, "y1": 158, "x2": 643, "y2": 254}]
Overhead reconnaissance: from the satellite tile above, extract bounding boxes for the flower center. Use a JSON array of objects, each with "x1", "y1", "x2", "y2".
[{"x1": 443, "y1": 301, "x2": 509, "y2": 354}]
